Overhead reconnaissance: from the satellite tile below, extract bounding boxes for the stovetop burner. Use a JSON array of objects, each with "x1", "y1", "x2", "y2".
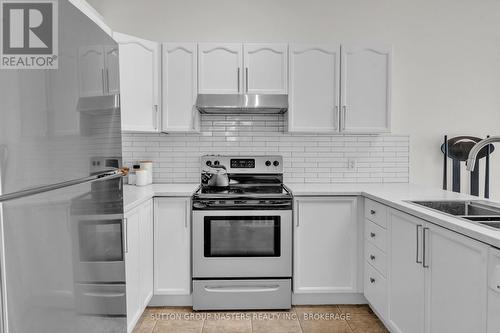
[
  {"x1": 199, "y1": 184, "x2": 287, "y2": 196},
  {"x1": 193, "y1": 155, "x2": 292, "y2": 210}
]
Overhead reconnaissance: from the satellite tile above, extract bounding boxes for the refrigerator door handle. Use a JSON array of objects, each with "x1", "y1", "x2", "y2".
[{"x1": 0, "y1": 169, "x2": 126, "y2": 203}]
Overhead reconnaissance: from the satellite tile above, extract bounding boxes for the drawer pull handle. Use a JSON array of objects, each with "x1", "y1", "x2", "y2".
[
  {"x1": 204, "y1": 285, "x2": 280, "y2": 293},
  {"x1": 370, "y1": 232, "x2": 376, "y2": 238},
  {"x1": 370, "y1": 277, "x2": 376, "y2": 284},
  {"x1": 497, "y1": 285, "x2": 500, "y2": 289},
  {"x1": 370, "y1": 209, "x2": 376, "y2": 215},
  {"x1": 370, "y1": 255, "x2": 376, "y2": 260}
]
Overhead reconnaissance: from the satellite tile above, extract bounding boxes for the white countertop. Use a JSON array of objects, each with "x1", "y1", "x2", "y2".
[
  {"x1": 124, "y1": 182, "x2": 500, "y2": 248},
  {"x1": 123, "y1": 184, "x2": 198, "y2": 212},
  {"x1": 288, "y1": 183, "x2": 500, "y2": 249}
]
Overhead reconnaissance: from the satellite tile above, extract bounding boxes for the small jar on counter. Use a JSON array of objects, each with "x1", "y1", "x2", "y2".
[
  {"x1": 135, "y1": 168, "x2": 148, "y2": 186},
  {"x1": 128, "y1": 164, "x2": 141, "y2": 185},
  {"x1": 139, "y1": 160, "x2": 153, "y2": 184}
]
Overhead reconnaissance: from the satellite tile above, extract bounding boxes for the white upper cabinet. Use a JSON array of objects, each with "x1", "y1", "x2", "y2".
[
  {"x1": 198, "y1": 43, "x2": 243, "y2": 94},
  {"x1": 341, "y1": 45, "x2": 391, "y2": 133},
  {"x1": 78, "y1": 46, "x2": 106, "y2": 97},
  {"x1": 77, "y1": 44, "x2": 120, "y2": 97},
  {"x1": 104, "y1": 46, "x2": 120, "y2": 95},
  {"x1": 243, "y1": 43, "x2": 288, "y2": 94},
  {"x1": 294, "y1": 197, "x2": 358, "y2": 294},
  {"x1": 162, "y1": 43, "x2": 200, "y2": 132},
  {"x1": 288, "y1": 44, "x2": 341, "y2": 132},
  {"x1": 114, "y1": 32, "x2": 161, "y2": 132},
  {"x1": 48, "y1": 48, "x2": 80, "y2": 136}
]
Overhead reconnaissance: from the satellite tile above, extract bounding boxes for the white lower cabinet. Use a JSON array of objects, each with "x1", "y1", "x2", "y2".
[
  {"x1": 154, "y1": 197, "x2": 191, "y2": 295},
  {"x1": 125, "y1": 199, "x2": 154, "y2": 333},
  {"x1": 487, "y1": 247, "x2": 500, "y2": 333},
  {"x1": 425, "y1": 222, "x2": 488, "y2": 333},
  {"x1": 387, "y1": 209, "x2": 425, "y2": 333},
  {"x1": 293, "y1": 197, "x2": 358, "y2": 295},
  {"x1": 386, "y1": 208, "x2": 488, "y2": 333}
]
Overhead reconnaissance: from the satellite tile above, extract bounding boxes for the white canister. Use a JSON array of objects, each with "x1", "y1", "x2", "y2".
[
  {"x1": 135, "y1": 169, "x2": 148, "y2": 186},
  {"x1": 128, "y1": 172, "x2": 136, "y2": 185},
  {"x1": 140, "y1": 161, "x2": 153, "y2": 184}
]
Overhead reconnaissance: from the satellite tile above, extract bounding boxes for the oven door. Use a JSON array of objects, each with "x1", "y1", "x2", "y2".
[
  {"x1": 193, "y1": 210, "x2": 292, "y2": 278},
  {"x1": 73, "y1": 214, "x2": 125, "y2": 283}
]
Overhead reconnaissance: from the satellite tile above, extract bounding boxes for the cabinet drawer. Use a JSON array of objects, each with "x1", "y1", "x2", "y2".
[
  {"x1": 364, "y1": 262, "x2": 387, "y2": 318},
  {"x1": 365, "y1": 241, "x2": 387, "y2": 277},
  {"x1": 365, "y1": 199, "x2": 387, "y2": 228},
  {"x1": 193, "y1": 279, "x2": 291, "y2": 310},
  {"x1": 365, "y1": 219, "x2": 387, "y2": 252}
]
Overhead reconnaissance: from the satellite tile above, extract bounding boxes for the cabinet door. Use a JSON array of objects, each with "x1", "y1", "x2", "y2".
[
  {"x1": 114, "y1": 32, "x2": 160, "y2": 132},
  {"x1": 288, "y1": 44, "x2": 341, "y2": 132},
  {"x1": 125, "y1": 207, "x2": 141, "y2": 332},
  {"x1": 341, "y1": 45, "x2": 391, "y2": 133},
  {"x1": 139, "y1": 200, "x2": 154, "y2": 308},
  {"x1": 387, "y1": 209, "x2": 425, "y2": 333},
  {"x1": 425, "y1": 224, "x2": 488, "y2": 333},
  {"x1": 104, "y1": 46, "x2": 120, "y2": 95},
  {"x1": 154, "y1": 197, "x2": 191, "y2": 295},
  {"x1": 243, "y1": 43, "x2": 288, "y2": 94},
  {"x1": 48, "y1": 48, "x2": 79, "y2": 136},
  {"x1": 78, "y1": 46, "x2": 105, "y2": 97},
  {"x1": 294, "y1": 197, "x2": 357, "y2": 293},
  {"x1": 162, "y1": 43, "x2": 199, "y2": 132},
  {"x1": 198, "y1": 43, "x2": 243, "y2": 94}
]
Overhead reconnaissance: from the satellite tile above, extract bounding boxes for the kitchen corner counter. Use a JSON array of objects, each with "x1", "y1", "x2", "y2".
[
  {"x1": 124, "y1": 184, "x2": 198, "y2": 212},
  {"x1": 288, "y1": 183, "x2": 500, "y2": 249}
]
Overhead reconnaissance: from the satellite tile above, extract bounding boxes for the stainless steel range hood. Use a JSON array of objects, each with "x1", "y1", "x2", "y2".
[
  {"x1": 77, "y1": 94, "x2": 120, "y2": 114},
  {"x1": 196, "y1": 94, "x2": 288, "y2": 114}
]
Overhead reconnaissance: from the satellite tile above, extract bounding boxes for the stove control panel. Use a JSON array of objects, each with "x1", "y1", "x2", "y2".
[{"x1": 201, "y1": 155, "x2": 283, "y2": 174}]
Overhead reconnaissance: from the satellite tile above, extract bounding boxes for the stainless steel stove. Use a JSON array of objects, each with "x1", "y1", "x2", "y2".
[{"x1": 192, "y1": 155, "x2": 293, "y2": 310}]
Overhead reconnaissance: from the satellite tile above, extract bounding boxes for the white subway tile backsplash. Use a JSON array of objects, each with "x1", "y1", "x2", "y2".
[{"x1": 122, "y1": 114, "x2": 409, "y2": 184}]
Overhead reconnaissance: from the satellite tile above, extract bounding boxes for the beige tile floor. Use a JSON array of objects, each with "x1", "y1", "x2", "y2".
[{"x1": 133, "y1": 305, "x2": 389, "y2": 333}]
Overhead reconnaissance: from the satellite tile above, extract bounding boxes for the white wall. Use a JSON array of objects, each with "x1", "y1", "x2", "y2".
[{"x1": 87, "y1": 0, "x2": 500, "y2": 198}]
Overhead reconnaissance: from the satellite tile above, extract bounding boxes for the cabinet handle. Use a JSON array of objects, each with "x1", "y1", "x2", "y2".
[
  {"x1": 423, "y1": 227, "x2": 429, "y2": 268},
  {"x1": 370, "y1": 232, "x2": 376, "y2": 238},
  {"x1": 101, "y1": 69, "x2": 106, "y2": 95},
  {"x1": 123, "y1": 218, "x2": 128, "y2": 254},
  {"x1": 341, "y1": 106, "x2": 347, "y2": 131},
  {"x1": 370, "y1": 209, "x2": 376, "y2": 215},
  {"x1": 245, "y1": 67, "x2": 249, "y2": 93},
  {"x1": 370, "y1": 277, "x2": 375, "y2": 284},
  {"x1": 105, "y1": 68, "x2": 110, "y2": 93},
  {"x1": 237, "y1": 68, "x2": 240, "y2": 93},
  {"x1": 334, "y1": 106, "x2": 339, "y2": 130},
  {"x1": 370, "y1": 254, "x2": 376, "y2": 261},
  {"x1": 154, "y1": 105, "x2": 159, "y2": 130},
  {"x1": 416, "y1": 224, "x2": 423, "y2": 264}
]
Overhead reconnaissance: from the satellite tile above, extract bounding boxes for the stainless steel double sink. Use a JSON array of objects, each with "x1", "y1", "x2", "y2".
[{"x1": 408, "y1": 200, "x2": 500, "y2": 230}]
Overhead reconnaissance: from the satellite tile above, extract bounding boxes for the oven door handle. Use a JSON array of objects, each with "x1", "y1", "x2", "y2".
[
  {"x1": 82, "y1": 291, "x2": 126, "y2": 298},
  {"x1": 204, "y1": 285, "x2": 280, "y2": 293}
]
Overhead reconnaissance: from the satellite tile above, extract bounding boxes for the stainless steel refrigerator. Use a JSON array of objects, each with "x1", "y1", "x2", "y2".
[{"x1": 0, "y1": 1, "x2": 126, "y2": 332}]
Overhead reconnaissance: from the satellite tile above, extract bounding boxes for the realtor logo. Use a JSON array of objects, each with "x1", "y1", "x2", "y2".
[{"x1": 1, "y1": 0, "x2": 58, "y2": 69}]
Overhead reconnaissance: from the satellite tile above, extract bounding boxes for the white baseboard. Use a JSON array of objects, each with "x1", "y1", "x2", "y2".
[
  {"x1": 148, "y1": 293, "x2": 367, "y2": 307},
  {"x1": 292, "y1": 293, "x2": 367, "y2": 305}
]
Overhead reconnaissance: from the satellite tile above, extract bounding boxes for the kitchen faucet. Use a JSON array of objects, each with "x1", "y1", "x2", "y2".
[{"x1": 466, "y1": 136, "x2": 499, "y2": 171}]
